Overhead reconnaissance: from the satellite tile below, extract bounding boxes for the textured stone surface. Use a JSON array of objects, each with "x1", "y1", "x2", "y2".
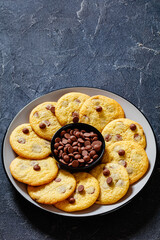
[{"x1": 0, "y1": 0, "x2": 160, "y2": 239}]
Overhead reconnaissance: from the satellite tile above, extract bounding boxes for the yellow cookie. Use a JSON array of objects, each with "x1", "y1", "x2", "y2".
[
  {"x1": 10, "y1": 156, "x2": 58, "y2": 186},
  {"x1": 29, "y1": 102, "x2": 62, "y2": 141},
  {"x1": 54, "y1": 172, "x2": 100, "y2": 212},
  {"x1": 101, "y1": 143, "x2": 110, "y2": 163},
  {"x1": 90, "y1": 163, "x2": 129, "y2": 204},
  {"x1": 79, "y1": 95, "x2": 125, "y2": 132},
  {"x1": 27, "y1": 169, "x2": 76, "y2": 204},
  {"x1": 55, "y1": 92, "x2": 90, "y2": 125},
  {"x1": 102, "y1": 118, "x2": 146, "y2": 148},
  {"x1": 106, "y1": 141, "x2": 149, "y2": 184},
  {"x1": 10, "y1": 123, "x2": 51, "y2": 159}
]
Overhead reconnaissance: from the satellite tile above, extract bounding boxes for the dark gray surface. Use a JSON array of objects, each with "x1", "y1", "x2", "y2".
[{"x1": 0, "y1": 0, "x2": 160, "y2": 239}]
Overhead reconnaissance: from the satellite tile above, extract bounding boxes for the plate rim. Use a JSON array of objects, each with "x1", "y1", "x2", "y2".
[{"x1": 1, "y1": 86, "x2": 158, "y2": 217}]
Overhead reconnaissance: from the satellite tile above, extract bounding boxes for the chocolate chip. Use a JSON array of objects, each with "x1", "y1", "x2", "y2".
[
  {"x1": 118, "y1": 149, "x2": 125, "y2": 156},
  {"x1": 54, "y1": 177, "x2": 61, "y2": 182},
  {"x1": 90, "y1": 133, "x2": 98, "y2": 138},
  {"x1": 78, "y1": 138, "x2": 84, "y2": 143},
  {"x1": 39, "y1": 122, "x2": 46, "y2": 129},
  {"x1": 134, "y1": 133, "x2": 141, "y2": 141},
  {"x1": 88, "y1": 159, "x2": 93, "y2": 164},
  {"x1": 103, "y1": 168, "x2": 110, "y2": 176},
  {"x1": 119, "y1": 160, "x2": 127, "y2": 168},
  {"x1": 74, "y1": 154, "x2": 81, "y2": 159},
  {"x1": 70, "y1": 135, "x2": 76, "y2": 142},
  {"x1": 78, "y1": 147, "x2": 82, "y2": 153},
  {"x1": 66, "y1": 129, "x2": 71, "y2": 133},
  {"x1": 73, "y1": 151, "x2": 79, "y2": 155},
  {"x1": 64, "y1": 133, "x2": 70, "y2": 139},
  {"x1": 93, "y1": 144, "x2": 101, "y2": 152},
  {"x1": 73, "y1": 146, "x2": 78, "y2": 151},
  {"x1": 65, "y1": 143, "x2": 71, "y2": 148},
  {"x1": 71, "y1": 160, "x2": 79, "y2": 167},
  {"x1": 46, "y1": 104, "x2": 55, "y2": 114},
  {"x1": 84, "y1": 141, "x2": 91, "y2": 146},
  {"x1": 78, "y1": 185, "x2": 84, "y2": 193},
  {"x1": 63, "y1": 155, "x2": 70, "y2": 163},
  {"x1": 115, "y1": 134, "x2": 122, "y2": 141},
  {"x1": 50, "y1": 106, "x2": 55, "y2": 114},
  {"x1": 78, "y1": 159, "x2": 85, "y2": 163},
  {"x1": 54, "y1": 143, "x2": 59, "y2": 149},
  {"x1": 44, "y1": 120, "x2": 50, "y2": 126},
  {"x1": 60, "y1": 130, "x2": 66, "y2": 137},
  {"x1": 68, "y1": 197, "x2": 75, "y2": 203},
  {"x1": 130, "y1": 123, "x2": 137, "y2": 131},
  {"x1": 105, "y1": 134, "x2": 112, "y2": 142},
  {"x1": 70, "y1": 129, "x2": 74, "y2": 135},
  {"x1": 64, "y1": 146, "x2": 68, "y2": 152},
  {"x1": 68, "y1": 139, "x2": 72, "y2": 144},
  {"x1": 72, "y1": 111, "x2": 79, "y2": 117},
  {"x1": 62, "y1": 138, "x2": 68, "y2": 144},
  {"x1": 59, "y1": 159, "x2": 67, "y2": 165},
  {"x1": 46, "y1": 104, "x2": 51, "y2": 110},
  {"x1": 72, "y1": 141, "x2": 78, "y2": 146},
  {"x1": 92, "y1": 137, "x2": 98, "y2": 141},
  {"x1": 54, "y1": 149, "x2": 58, "y2": 156},
  {"x1": 83, "y1": 133, "x2": 91, "y2": 138},
  {"x1": 92, "y1": 140, "x2": 102, "y2": 147},
  {"x1": 107, "y1": 177, "x2": 112, "y2": 184},
  {"x1": 82, "y1": 150, "x2": 88, "y2": 156},
  {"x1": 58, "y1": 145, "x2": 63, "y2": 150},
  {"x1": 59, "y1": 141, "x2": 64, "y2": 146},
  {"x1": 55, "y1": 137, "x2": 61, "y2": 143},
  {"x1": 68, "y1": 146, "x2": 73, "y2": 153},
  {"x1": 83, "y1": 155, "x2": 90, "y2": 162},
  {"x1": 85, "y1": 145, "x2": 92, "y2": 150},
  {"x1": 68, "y1": 153, "x2": 74, "y2": 157},
  {"x1": 73, "y1": 116, "x2": 79, "y2": 123},
  {"x1": 90, "y1": 150, "x2": 96, "y2": 157},
  {"x1": 59, "y1": 150, "x2": 63, "y2": 157},
  {"x1": 75, "y1": 131, "x2": 81, "y2": 138},
  {"x1": 33, "y1": 164, "x2": 41, "y2": 171},
  {"x1": 81, "y1": 130, "x2": 86, "y2": 133},
  {"x1": 93, "y1": 154, "x2": 98, "y2": 160},
  {"x1": 22, "y1": 128, "x2": 29, "y2": 134},
  {"x1": 18, "y1": 137, "x2": 26, "y2": 144},
  {"x1": 96, "y1": 106, "x2": 102, "y2": 112}
]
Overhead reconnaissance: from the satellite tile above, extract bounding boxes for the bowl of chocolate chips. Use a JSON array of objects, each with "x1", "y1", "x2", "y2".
[{"x1": 51, "y1": 123, "x2": 105, "y2": 172}]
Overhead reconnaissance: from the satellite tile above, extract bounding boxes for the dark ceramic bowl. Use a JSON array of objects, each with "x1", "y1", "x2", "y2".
[{"x1": 51, "y1": 123, "x2": 105, "y2": 172}]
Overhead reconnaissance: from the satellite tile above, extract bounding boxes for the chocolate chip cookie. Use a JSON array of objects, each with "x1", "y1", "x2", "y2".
[
  {"x1": 79, "y1": 95, "x2": 125, "y2": 132},
  {"x1": 10, "y1": 123, "x2": 51, "y2": 159},
  {"x1": 90, "y1": 163, "x2": 129, "y2": 204},
  {"x1": 55, "y1": 92, "x2": 90, "y2": 125},
  {"x1": 10, "y1": 156, "x2": 58, "y2": 186},
  {"x1": 27, "y1": 169, "x2": 76, "y2": 204},
  {"x1": 102, "y1": 118, "x2": 146, "y2": 148},
  {"x1": 29, "y1": 102, "x2": 62, "y2": 141},
  {"x1": 54, "y1": 172, "x2": 100, "y2": 212},
  {"x1": 105, "y1": 141, "x2": 149, "y2": 184}
]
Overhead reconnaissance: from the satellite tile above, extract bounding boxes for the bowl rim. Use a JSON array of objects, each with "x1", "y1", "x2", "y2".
[{"x1": 51, "y1": 122, "x2": 105, "y2": 172}]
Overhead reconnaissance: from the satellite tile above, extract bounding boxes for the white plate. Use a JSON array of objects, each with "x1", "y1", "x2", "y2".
[{"x1": 2, "y1": 87, "x2": 157, "y2": 217}]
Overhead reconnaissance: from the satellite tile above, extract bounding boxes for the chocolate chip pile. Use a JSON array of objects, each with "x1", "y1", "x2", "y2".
[{"x1": 53, "y1": 128, "x2": 103, "y2": 168}]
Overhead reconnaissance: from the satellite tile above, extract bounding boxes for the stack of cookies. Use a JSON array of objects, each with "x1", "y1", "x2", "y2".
[{"x1": 9, "y1": 92, "x2": 149, "y2": 212}]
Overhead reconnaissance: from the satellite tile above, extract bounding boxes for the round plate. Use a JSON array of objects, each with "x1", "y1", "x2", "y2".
[{"x1": 2, "y1": 87, "x2": 157, "y2": 217}]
